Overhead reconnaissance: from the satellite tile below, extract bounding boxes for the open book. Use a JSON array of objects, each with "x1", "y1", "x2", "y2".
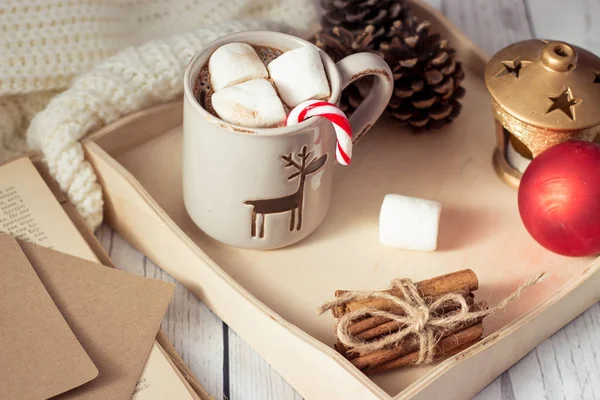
[{"x1": 0, "y1": 157, "x2": 199, "y2": 400}]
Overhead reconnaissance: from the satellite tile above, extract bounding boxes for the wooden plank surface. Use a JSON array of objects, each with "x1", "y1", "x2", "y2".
[
  {"x1": 526, "y1": 0, "x2": 600, "y2": 55},
  {"x1": 95, "y1": 0, "x2": 600, "y2": 399},
  {"x1": 441, "y1": 0, "x2": 533, "y2": 54},
  {"x1": 228, "y1": 329, "x2": 303, "y2": 400}
]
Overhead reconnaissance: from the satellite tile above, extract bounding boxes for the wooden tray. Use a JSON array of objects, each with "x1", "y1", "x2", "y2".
[{"x1": 81, "y1": 2, "x2": 600, "y2": 399}]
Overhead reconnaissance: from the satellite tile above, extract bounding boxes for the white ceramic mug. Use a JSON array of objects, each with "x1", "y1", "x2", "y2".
[{"x1": 183, "y1": 30, "x2": 393, "y2": 250}]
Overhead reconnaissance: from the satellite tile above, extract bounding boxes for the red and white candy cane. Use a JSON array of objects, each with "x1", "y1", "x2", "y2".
[{"x1": 286, "y1": 100, "x2": 353, "y2": 165}]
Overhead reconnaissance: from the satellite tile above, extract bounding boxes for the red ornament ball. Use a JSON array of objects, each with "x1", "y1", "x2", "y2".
[{"x1": 518, "y1": 140, "x2": 600, "y2": 257}]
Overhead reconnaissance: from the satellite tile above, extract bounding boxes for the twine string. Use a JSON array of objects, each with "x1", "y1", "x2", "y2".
[{"x1": 318, "y1": 273, "x2": 548, "y2": 364}]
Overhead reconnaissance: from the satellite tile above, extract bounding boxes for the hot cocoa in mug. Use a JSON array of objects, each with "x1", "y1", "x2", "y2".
[
  {"x1": 193, "y1": 45, "x2": 285, "y2": 122},
  {"x1": 183, "y1": 31, "x2": 393, "y2": 250}
]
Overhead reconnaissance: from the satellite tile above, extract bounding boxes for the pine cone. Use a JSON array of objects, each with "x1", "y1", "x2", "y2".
[
  {"x1": 315, "y1": 26, "x2": 378, "y2": 113},
  {"x1": 381, "y1": 18, "x2": 465, "y2": 130},
  {"x1": 315, "y1": 25, "x2": 376, "y2": 63},
  {"x1": 320, "y1": 0, "x2": 410, "y2": 49},
  {"x1": 316, "y1": 0, "x2": 465, "y2": 130}
]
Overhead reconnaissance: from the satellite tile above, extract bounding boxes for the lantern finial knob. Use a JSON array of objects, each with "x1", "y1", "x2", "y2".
[{"x1": 541, "y1": 41, "x2": 578, "y2": 72}]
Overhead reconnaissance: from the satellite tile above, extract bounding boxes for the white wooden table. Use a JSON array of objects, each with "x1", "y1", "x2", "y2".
[{"x1": 96, "y1": 1, "x2": 600, "y2": 398}]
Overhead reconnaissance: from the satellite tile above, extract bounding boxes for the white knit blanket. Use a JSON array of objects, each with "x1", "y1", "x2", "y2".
[{"x1": 0, "y1": 0, "x2": 318, "y2": 230}]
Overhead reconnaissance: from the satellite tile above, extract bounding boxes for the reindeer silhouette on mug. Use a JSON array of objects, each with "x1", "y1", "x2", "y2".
[{"x1": 244, "y1": 146, "x2": 328, "y2": 239}]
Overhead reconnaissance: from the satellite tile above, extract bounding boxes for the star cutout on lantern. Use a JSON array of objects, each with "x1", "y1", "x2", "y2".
[
  {"x1": 594, "y1": 70, "x2": 600, "y2": 84},
  {"x1": 545, "y1": 88, "x2": 581, "y2": 121},
  {"x1": 494, "y1": 57, "x2": 533, "y2": 79}
]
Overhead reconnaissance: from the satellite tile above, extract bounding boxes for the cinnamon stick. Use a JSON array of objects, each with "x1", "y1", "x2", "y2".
[
  {"x1": 334, "y1": 296, "x2": 478, "y2": 360},
  {"x1": 366, "y1": 323, "x2": 483, "y2": 374},
  {"x1": 332, "y1": 269, "x2": 478, "y2": 318},
  {"x1": 334, "y1": 341, "x2": 348, "y2": 356},
  {"x1": 351, "y1": 294, "x2": 475, "y2": 340},
  {"x1": 349, "y1": 301, "x2": 487, "y2": 371},
  {"x1": 335, "y1": 342, "x2": 355, "y2": 360}
]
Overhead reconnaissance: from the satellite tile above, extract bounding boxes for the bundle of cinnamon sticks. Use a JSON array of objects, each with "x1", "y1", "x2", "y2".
[{"x1": 327, "y1": 269, "x2": 486, "y2": 374}]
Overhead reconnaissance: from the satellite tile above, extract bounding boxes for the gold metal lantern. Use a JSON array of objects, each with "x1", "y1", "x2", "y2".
[{"x1": 484, "y1": 39, "x2": 600, "y2": 188}]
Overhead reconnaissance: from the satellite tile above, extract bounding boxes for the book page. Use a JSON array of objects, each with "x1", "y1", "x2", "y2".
[
  {"x1": 0, "y1": 157, "x2": 196, "y2": 400},
  {"x1": 0, "y1": 158, "x2": 97, "y2": 262},
  {"x1": 132, "y1": 343, "x2": 196, "y2": 400}
]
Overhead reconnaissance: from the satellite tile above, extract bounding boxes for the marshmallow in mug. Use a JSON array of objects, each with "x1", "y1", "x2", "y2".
[
  {"x1": 267, "y1": 46, "x2": 331, "y2": 108},
  {"x1": 209, "y1": 42, "x2": 268, "y2": 91},
  {"x1": 211, "y1": 79, "x2": 287, "y2": 128},
  {"x1": 379, "y1": 194, "x2": 442, "y2": 251}
]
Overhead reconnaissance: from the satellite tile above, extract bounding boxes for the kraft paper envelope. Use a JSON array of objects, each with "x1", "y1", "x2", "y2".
[
  {"x1": 0, "y1": 235, "x2": 98, "y2": 400},
  {"x1": 13, "y1": 235, "x2": 175, "y2": 400}
]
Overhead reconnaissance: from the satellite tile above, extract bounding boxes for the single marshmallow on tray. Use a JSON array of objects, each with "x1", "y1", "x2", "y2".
[
  {"x1": 379, "y1": 194, "x2": 442, "y2": 252},
  {"x1": 209, "y1": 42, "x2": 268, "y2": 91},
  {"x1": 267, "y1": 46, "x2": 331, "y2": 108},
  {"x1": 211, "y1": 79, "x2": 287, "y2": 128}
]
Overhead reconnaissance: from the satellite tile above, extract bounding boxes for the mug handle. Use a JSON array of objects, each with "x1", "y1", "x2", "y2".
[{"x1": 336, "y1": 53, "x2": 394, "y2": 143}]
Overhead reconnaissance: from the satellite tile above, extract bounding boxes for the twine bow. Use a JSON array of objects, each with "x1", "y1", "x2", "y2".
[{"x1": 318, "y1": 273, "x2": 548, "y2": 365}]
